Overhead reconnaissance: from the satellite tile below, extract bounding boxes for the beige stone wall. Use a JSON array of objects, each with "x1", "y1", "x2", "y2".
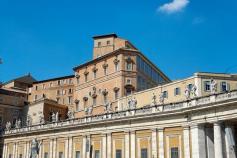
[{"x1": 29, "y1": 76, "x2": 75, "y2": 107}]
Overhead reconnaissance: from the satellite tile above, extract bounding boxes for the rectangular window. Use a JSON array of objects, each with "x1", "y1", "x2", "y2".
[
  {"x1": 107, "y1": 40, "x2": 110, "y2": 45},
  {"x1": 35, "y1": 86, "x2": 38, "y2": 91},
  {"x1": 93, "y1": 71, "x2": 97, "y2": 79},
  {"x1": 204, "y1": 81, "x2": 211, "y2": 91},
  {"x1": 116, "y1": 149, "x2": 122, "y2": 158},
  {"x1": 174, "y1": 87, "x2": 180, "y2": 96},
  {"x1": 68, "y1": 96, "x2": 72, "y2": 105},
  {"x1": 126, "y1": 89, "x2": 132, "y2": 96},
  {"x1": 95, "y1": 150, "x2": 100, "y2": 158},
  {"x1": 104, "y1": 95, "x2": 108, "y2": 104},
  {"x1": 76, "y1": 77, "x2": 80, "y2": 84},
  {"x1": 171, "y1": 147, "x2": 179, "y2": 158},
  {"x1": 115, "y1": 91, "x2": 119, "y2": 100},
  {"x1": 126, "y1": 63, "x2": 132, "y2": 71},
  {"x1": 57, "y1": 90, "x2": 60, "y2": 96},
  {"x1": 34, "y1": 95, "x2": 38, "y2": 101},
  {"x1": 44, "y1": 152, "x2": 49, "y2": 158},
  {"x1": 19, "y1": 154, "x2": 22, "y2": 158},
  {"x1": 98, "y1": 42, "x2": 101, "y2": 47},
  {"x1": 141, "y1": 148, "x2": 148, "y2": 158},
  {"x1": 75, "y1": 151, "x2": 80, "y2": 158},
  {"x1": 58, "y1": 80, "x2": 61, "y2": 85},
  {"x1": 115, "y1": 63, "x2": 119, "y2": 72},
  {"x1": 85, "y1": 74, "x2": 88, "y2": 82},
  {"x1": 221, "y1": 82, "x2": 228, "y2": 92},
  {"x1": 163, "y1": 91, "x2": 168, "y2": 98},
  {"x1": 104, "y1": 68, "x2": 108, "y2": 75},
  {"x1": 93, "y1": 97, "x2": 97, "y2": 106},
  {"x1": 76, "y1": 101, "x2": 80, "y2": 111},
  {"x1": 188, "y1": 84, "x2": 193, "y2": 91},
  {"x1": 59, "y1": 152, "x2": 63, "y2": 158}
]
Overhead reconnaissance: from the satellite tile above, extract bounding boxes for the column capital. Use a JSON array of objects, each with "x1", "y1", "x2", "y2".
[
  {"x1": 151, "y1": 128, "x2": 157, "y2": 132},
  {"x1": 157, "y1": 127, "x2": 164, "y2": 132}
]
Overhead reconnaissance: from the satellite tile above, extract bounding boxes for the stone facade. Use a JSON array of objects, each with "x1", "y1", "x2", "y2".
[{"x1": 2, "y1": 34, "x2": 237, "y2": 158}]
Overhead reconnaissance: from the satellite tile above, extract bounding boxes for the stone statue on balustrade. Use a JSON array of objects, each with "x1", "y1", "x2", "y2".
[
  {"x1": 39, "y1": 114, "x2": 45, "y2": 124},
  {"x1": 29, "y1": 138, "x2": 41, "y2": 158},
  {"x1": 5, "y1": 122, "x2": 11, "y2": 131},
  {"x1": 128, "y1": 97, "x2": 137, "y2": 109},
  {"x1": 104, "y1": 102, "x2": 113, "y2": 113},
  {"x1": 210, "y1": 79, "x2": 217, "y2": 94},
  {"x1": 15, "y1": 119, "x2": 21, "y2": 128},
  {"x1": 67, "y1": 110, "x2": 75, "y2": 119},
  {"x1": 151, "y1": 93, "x2": 157, "y2": 106},
  {"x1": 85, "y1": 106, "x2": 93, "y2": 115},
  {"x1": 191, "y1": 85, "x2": 197, "y2": 97},
  {"x1": 184, "y1": 86, "x2": 191, "y2": 99},
  {"x1": 159, "y1": 92, "x2": 165, "y2": 104},
  {"x1": 51, "y1": 112, "x2": 56, "y2": 122},
  {"x1": 26, "y1": 115, "x2": 32, "y2": 126}
]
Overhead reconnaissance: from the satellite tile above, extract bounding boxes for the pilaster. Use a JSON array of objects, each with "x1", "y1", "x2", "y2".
[
  {"x1": 214, "y1": 122, "x2": 224, "y2": 158},
  {"x1": 130, "y1": 130, "x2": 136, "y2": 158},
  {"x1": 102, "y1": 134, "x2": 107, "y2": 158},
  {"x1": 158, "y1": 128, "x2": 164, "y2": 158},
  {"x1": 191, "y1": 124, "x2": 206, "y2": 158},
  {"x1": 151, "y1": 128, "x2": 158, "y2": 158},
  {"x1": 124, "y1": 131, "x2": 130, "y2": 158},
  {"x1": 183, "y1": 126, "x2": 191, "y2": 158},
  {"x1": 107, "y1": 133, "x2": 112, "y2": 158}
]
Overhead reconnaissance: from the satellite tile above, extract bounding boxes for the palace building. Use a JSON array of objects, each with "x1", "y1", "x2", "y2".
[{"x1": 1, "y1": 34, "x2": 237, "y2": 158}]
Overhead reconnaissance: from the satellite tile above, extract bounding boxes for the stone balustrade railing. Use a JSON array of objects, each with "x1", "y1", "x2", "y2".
[{"x1": 3, "y1": 90, "x2": 237, "y2": 135}]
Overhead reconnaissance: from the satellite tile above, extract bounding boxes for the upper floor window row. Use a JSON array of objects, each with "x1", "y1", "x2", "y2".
[
  {"x1": 34, "y1": 79, "x2": 73, "y2": 90},
  {"x1": 204, "y1": 80, "x2": 230, "y2": 92},
  {"x1": 137, "y1": 56, "x2": 165, "y2": 84}
]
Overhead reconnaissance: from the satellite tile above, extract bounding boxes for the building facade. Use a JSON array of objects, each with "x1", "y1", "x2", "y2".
[{"x1": 1, "y1": 34, "x2": 237, "y2": 158}]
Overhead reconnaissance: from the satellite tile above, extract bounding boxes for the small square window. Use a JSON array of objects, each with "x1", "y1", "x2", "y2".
[
  {"x1": 98, "y1": 42, "x2": 101, "y2": 47},
  {"x1": 204, "y1": 81, "x2": 211, "y2": 91},
  {"x1": 174, "y1": 87, "x2": 180, "y2": 96},
  {"x1": 221, "y1": 82, "x2": 228, "y2": 92},
  {"x1": 107, "y1": 40, "x2": 110, "y2": 45},
  {"x1": 171, "y1": 147, "x2": 179, "y2": 158},
  {"x1": 163, "y1": 91, "x2": 168, "y2": 98}
]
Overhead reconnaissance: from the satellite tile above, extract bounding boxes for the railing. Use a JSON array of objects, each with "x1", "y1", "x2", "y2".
[{"x1": 4, "y1": 90, "x2": 237, "y2": 135}]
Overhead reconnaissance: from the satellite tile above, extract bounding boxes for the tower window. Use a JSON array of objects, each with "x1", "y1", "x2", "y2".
[{"x1": 98, "y1": 42, "x2": 101, "y2": 47}]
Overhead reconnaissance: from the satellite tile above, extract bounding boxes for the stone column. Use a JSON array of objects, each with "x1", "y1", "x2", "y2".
[
  {"x1": 53, "y1": 138, "x2": 57, "y2": 158},
  {"x1": 191, "y1": 124, "x2": 206, "y2": 158},
  {"x1": 214, "y1": 122, "x2": 224, "y2": 158},
  {"x1": 102, "y1": 134, "x2": 107, "y2": 158},
  {"x1": 82, "y1": 135, "x2": 87, "y2": 158},
  {"x1": 24, "y1": 142, "x2": 27, "y2": 158},
  {"x1": 107, "y1": 133, "x2": 112, "y2": 158},
  {"x1": 205, "y1": 127, "x2": 214, "y2": 158},
  {"x1": 65, "y1": 138, "x2": 69, "y2": 158},
  {"x1": 68, "y1": 136, "x2": 73, "y2": 158},
  {"x1": 3, "y1": 143, "x2": 7, "y2": 158},
  {"x1": 49, "y1": 138, "x2": 54, "y2": 158},
  {"x1": 151, "y1": 128, "x2": 158, "y2": 158},
  {"x1": 158, "y1": 128, "x2": 164, "y2": 158},
  {"x1": 26, "y1": 141, "x2": 30, "y2": 158},
  {"x1": 39, "y1": 139, "x2": 42, "y2": 158},
  {"x1": 130, "y1": 131, "x2": 136, "y2": 158},
  {"x1": 12, "y1": 142, "x2": 16, "y2": 158},
  {"x1": 224, "y1": 124, "x2": 236, "y2": 158},
  {"x1": 183, "y1": 126, "x2": 191, "y2": 158},
  {"x1": 125, "y1": 131, "x2": 130, "y2": 158}
]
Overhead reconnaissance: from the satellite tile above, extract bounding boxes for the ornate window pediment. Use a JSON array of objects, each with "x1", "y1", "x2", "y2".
[
  {"x1": 113, "y1": 87, "x2": 120, "y2": 92},
  {"x1": 92, "y1": 66, "x2": 98, "y2": 72},
  {"x1": 102, "y1": 62, "x2": 108, "y2": 69},
  {"x1": 113, "y1": 58, "x2": 120, "y2": 64},
  {"x1": 102, "y1": 89, "x2": 108, "y2": 96},
  {"x1": 125, "y1": 56, "x2": 134, "y2": 63},
  {"x1": 83, "y1": 97, "x2": 88, "y2": 101}
]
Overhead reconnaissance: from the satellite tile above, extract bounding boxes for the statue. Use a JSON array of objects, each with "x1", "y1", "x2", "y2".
[
  {"x1": 184, "y1": 86, "x2": 190, "y2": 99},
  {"x1": 128, "y1": 97, "x2": 137, "y2": 109},
  {"x1": 39, "y1": 115, "x2": 45, "y2": 124},
  {"x1": 15, "y1": 119, "x2": 21, "y2": 128},
  {"x1": 29, "y1": 138, "x2": 41, "y2": 158},
  {"x1": 5, "y1": 122, "x2": 11, "y2": 131},
  {"x1": 51, "y1": 112, "x2": 56, "y2": 122},
  {"x1": 55, "y1": 112, "x2": 59, "y2": 122},
  {"x1": 104, "y1": 102, "x2": 113, "y2": 113},
  {"x1": 191, "y1": 85, "x2": 197, "y2": 97},
  {"x1": 67, "y1": 110, "x2": 75, "y2": 119},
  {"x1": 210, "y1": 79, "x2": 217, "y2": 94},
  {"x1": 88, "y1": 106, "x2": 93, "y2": 115},
  {"x1": 85, "y1": 106, "x2": 93, "y2": 115},
  {"x1": 151, "y1": 93, "x2": 157, "y2": 106},
  {"x1": 159, "y1": 92, "x2": 164, "y2": 104},
  {"x1": 26, "y1": 115, "x2": 32, "y2": 126}
]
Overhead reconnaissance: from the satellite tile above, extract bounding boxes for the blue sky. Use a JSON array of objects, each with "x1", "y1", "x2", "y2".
[{"x1": 0, "y1": 0, "x2": 237, "y2": 82}]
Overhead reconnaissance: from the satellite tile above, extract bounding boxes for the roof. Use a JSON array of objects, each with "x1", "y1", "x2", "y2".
[
  {"x1": 33, "y1": 75, "x2": 74, "y2": 84},
  {"x1": 93, "y1": 33, "x2": 118, "y2": 39},
  {"x1": 4, "y1": 74, "x2": 37, "y2": 85}
]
